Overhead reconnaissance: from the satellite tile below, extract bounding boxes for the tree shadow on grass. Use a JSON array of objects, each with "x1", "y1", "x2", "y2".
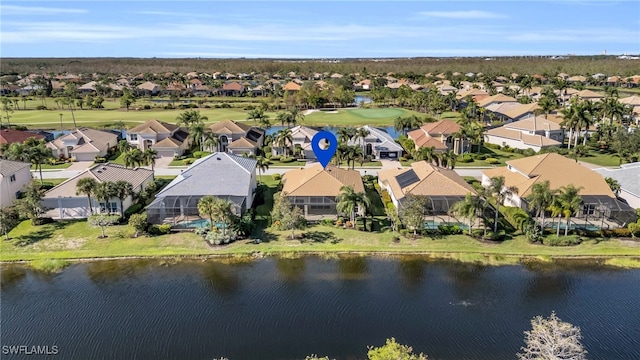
[
  {"x1": 13, "y1": 221, "x2": 66, "y2": 247},
  {"x1": 301, "y1": 231, "x2": 342, "y2": 244}
]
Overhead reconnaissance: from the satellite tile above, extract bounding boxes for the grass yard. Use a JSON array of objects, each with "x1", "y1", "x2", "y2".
[
  {"x1": 31, "y1": 162, "x2": 72, "y2": 170},
  {"x1": 303, "y1": 108, "x2": 422, "y2": 127},
  {"x1": 3, "y1": 219, "x2": 640, "y2": 263},
  {"x1": 577, "y1": 150, "x2": 621, "y2": 167}
]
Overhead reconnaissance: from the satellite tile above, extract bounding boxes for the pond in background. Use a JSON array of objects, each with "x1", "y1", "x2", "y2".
[{"x1": 2, "y1": 257, "x2": 639, "y2": 360}]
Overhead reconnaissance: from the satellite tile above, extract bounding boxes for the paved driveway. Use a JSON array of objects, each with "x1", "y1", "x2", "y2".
[
  {"x1": 66, "y1": 161, "x2": 93, "y2": 171},
  {"x1": 153, "y1": 156, "x2": 174, "y2": 169}
]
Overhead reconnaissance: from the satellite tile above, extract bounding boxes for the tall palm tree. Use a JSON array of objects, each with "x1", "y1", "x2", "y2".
[
  {"x1": 537, "y1": 94, "x2": 557, "y2": 119},
  {"x1": 557, "y1": 185, "x2": 583, "y2": 236},
  {"x1": 287, "y1": 107, "x2": 305, "y2": 127},
  {"x1": 449, "y1": 193, "x2": 483, "y2": 235},
  {"x1": 549, "y1": 195, "x2": 564, "y2": 237},
  {"x1": 256, "y1": 156, "x2": 270, "y2": 183},
  {"x1": 123, "y1": 149, "x2": 144, "y2": 168},
  {"x1": 599, "y1": 97, "x2": 626, "y2": 125},
  {"x1": 212, "y1": 198, "x2": 233, "y2": 236},
  {"x1": 202, "y1": 131, "x2": 219, "y2": 153},
  {"x1": 94, "y1": 181, "x2": 118, "y2": 214},
  {"x1": 414, "y1": 146, "x2": 435, "y2": 164},
  {"x1": 355, "y1": 127, "x2": 371, "y2": 152},
  {"x1": 485, "y1": 176, "x2": 518, "y2": 233},
  {"x1": 113, "y1": 180, "x2": 134, "y2": 216},
  {"x1": 197, "y1": 195, "x2": 217, "y2": 231},
  {"x1": 188, "y1": 121, "x2": 206, "y2": 151},
  {"x1": 76, "y1": 178, "x2": 98, "y2": 215},
  {"x1": 176, "y1": 110, "x2": 208, "y2": 128},
  {"x1": 526, "y1": 180, "x2": 557, "y2": 229},
  {"x1": 560, "y1": 103, "x2": 579, "y2": 150},
  {"x1": 336, "y1": 127, "x2": 355, "y2": 145},
  {"x1": 275, "y1": 128, "x2": 293, "y2": 157},
  {"x1": 142, "y1": 148, "x2": 158, "y2": 173},
  {"x1": 336, "y1": 185, "x2": 367, "y2": 226}
]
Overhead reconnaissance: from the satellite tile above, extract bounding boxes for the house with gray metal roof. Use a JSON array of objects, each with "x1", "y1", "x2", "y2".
[
  {"x1": 0, "y1": 159, "x2": 32, "y2": 208},
  {"x1": 41, "y1": 163, "x2": 154, "y2": 219},
  {"x1": 348, "y1": 125, "x2": 403, "y2": 160},
  {"x1": 594, "y1": 162, "x2": 640, "y2": 210},
  {"x1": 146, "y1": 152, "x2": 257, "y2": 227}
]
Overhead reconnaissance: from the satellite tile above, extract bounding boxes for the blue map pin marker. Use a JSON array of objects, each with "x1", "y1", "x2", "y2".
[{"x1": 311, "y1": 131, "x2": 337, "y2": 168}]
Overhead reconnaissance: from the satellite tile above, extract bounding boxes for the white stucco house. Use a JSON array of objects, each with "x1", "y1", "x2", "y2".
[{"x1": 0, "y1": 159, "x2": 32, "y2": 208}]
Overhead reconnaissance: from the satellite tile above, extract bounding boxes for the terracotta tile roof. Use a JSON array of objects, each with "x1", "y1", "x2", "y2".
[
  {"x1": 222, "y1": 82, "x2": 244, "y2": 91},
  {"x1": 227, "y1": 137, "x2": 257, "y2": 148},
  {"x1": 282, "y1": 164, "x2": 364, "y2": 197},
  {"x1": 283, "y1": 81, "x2": 301, "y2": 91},
  {"x1": 136, "y1": 81, "x2": 159, "y2": 91},
  {"x1": 128, "y1": 119, "x2": 179, "y2": 134},
  {"x1": 209, "y1": 120, "x2": 251, "y2": 134},
  {"x1": 407, "y1": 129, "x2": 449, "y2": 150},
  {"x1": 485, "y1": 127, "x2": 562, "y2": 148},
  {"x1": 576, "y1": 89, "x2": 604, "y2": 99},
  {"x1": 482, "y1": 153, "x2": 615, "y2": 198},
  {"x1": 415, "y1": 120, "x2": 461, "y2": 136},
  {"x1": 0, "y1": 128, "x2": 45, "y2": 144},
  {"x1": 620, "y1": 96, "x2": 640, "y2": 106},
  {"x1": 477, "y1": 94, "x2": 518, "y2": 108},
  {"x1": 379, "y1": 161, "x2": 476, "y2": 201},
  {"x1": 504, "y1": 115, "x2": 562, "y2": 132},
  {"x1": 154, "y1": 137, "x2": 182, "y2": 148},
  {"x1": 494, "y1": 103, "x2": 540, "y2": 120}
]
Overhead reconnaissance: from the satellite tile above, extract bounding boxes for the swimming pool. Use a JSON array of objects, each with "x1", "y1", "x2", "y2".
[{"x1": 177, "y1": 219, "x2": 229, "y2": 229}]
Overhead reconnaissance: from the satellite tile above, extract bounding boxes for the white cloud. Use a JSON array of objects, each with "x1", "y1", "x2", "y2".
[
  {"x1": 419, "y1": 10, "x2": 507, "y2": 19},
  {"x1": 0, "y1": 5, "x2": 87, "y2": 15}
]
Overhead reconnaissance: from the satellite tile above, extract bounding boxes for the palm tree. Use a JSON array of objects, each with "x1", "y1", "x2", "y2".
[
  {"x1": 449, "y1": 193, "x2": 483, "y2": 235},
  {"x1": 176, "y1": 110, "x2": 208, "y2": 128},
  {"x1": 212, "y1": 198, "x2": 233, "y2": 236},
  {"x1": 557, "y1": 185, "x2": 583, "y2": 236},
  {"x1": 142, "y1": 148, "x2": 157, "y2": 173},
  {"x1": 414, "y1": 146, "x2": 435, "y2": 164},
  {"x1": 276, "y1": 111, "x2": 288, "y2": 127},
  {"x1": 287, "y1": 107, "x2": 305, "y2": 127},
  {"x1": 197, "y1": 195, "x2": 217, "y2": 231},
  {"x1": 485, "y1": 176, "x2": 518, "y2": 233},
  {"x1": 275, "y1": 128, "x2": 293, "y2": 157},
  {"x1": 123, "y1": 149, "x2": 144, "y2": 168},
  {"x1": 526, "y1": 180, "x2": 557, "y2": 229},
  {"x1": 336, "y1": 185, "x2": 367, "y2": 226},
  {"x1": 537, "y1": 94, "x2": 557, "y2": 119},
  {"x1": 549, "y1": 195, "x2": 565, "y2": 237},
  {"x1": 94, "y1": 181, "x2": 118, "y2": 214},
  {"x1": 599, "y1": 97, "x2": 626, "y2": 125},
  {"x1": 76, "y1": 178, "x2": 98, "y2": 215},
  {"x1": 605, "y1": 177, "x2": 621, "y2": 197},
  {"x1": 113, "y1": 180, "x2": 134, "y2": 216},
  {"x1": 188, "y1": 121, "x2": 206, "y2": 151},
  {"x1": 256, "y1": 156, "x2": 270, "y2": 183},
  {"x1": 355, "y1": 127, "x2": 370, "y2": 151},
  {"x1": 63, "y1": 83, "x2": 79, "y2": 129},
  {"x1": 560, "y1": 104, "x2": 579, "y2": 150},
  {"x1": 336, "y1": 127, "x2": 354, "y2": 145},
  {"x1": 247, "y1": 108, "x2": 261, "y2": 126}
]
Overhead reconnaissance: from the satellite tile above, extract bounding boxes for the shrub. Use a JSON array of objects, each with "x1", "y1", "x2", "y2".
[
  {"x1": 459, "y1": 154, "x2": 474, "y2": 163},
  {"x1": 502, "y1": 206, "x2": 531, "y2": 232},
  {"x1": 205, "y1": 228, "x2": 237, "y2": 245},
  {"x1": 270, "y1": 155, "x2": 282, "y2": 161},
  {"x1": 476, "y1": 154, "x2": 488, "y2": 160},
  {"x1": 486, "y1": 158, "x2": 500, "y2": 165},
  {"x1": 523, "y1": 222, "x2": 543, "y2": 243},
  {"x1": 542, "y1": 235, "x2": 583, "y2": 246},
  {"x1": 192, "y1": 151, "x2": 211, "y2": 159},
  {"x1": 345, "y1": 221, "x2": 353, "y2": 228},
  {"x1": 35, "y1": 105, "x2": 47, "y2": 110},
  {"x1": 484, "y1": 143, "x2": 501, "y2": 150},
  {"x1": 272, "y1": 173, "x2": 282, "y2": 181},
  {"x1": 600, "y1": 228, "x2": 632, "y2": 238},
  {"x1": 194, "y1": 226, "x2": 210, "y2": 237},
  {"x1": 94, "y1": 156, "x2": 107, "y2": 163},
  {"x1": 148, "y1": 223, "x2": 171, "y2": 235},
  {"x1": 124, "y1": 203, "x2": 143, "y2": 217},
  {"x1": 522, "y1": 148, "x2": 537, "y2": 157},
  {"x1": 183, "y1": 159, "x2": 194, "y2": 165},
  {"x1": 128, "y1": 213, "x2": 148, "y2": 237},
  {"x1": 438, "y1": 224, "x2": 463, "y2": 235},
  {"x1": 143, "y1": 104, "x2": 151, "y2": 110},
  {"x1": 280, "y1": 156, "x2": 295, "y2": 163},
  {"x1": 321, "y1": 218, "x2": 334, "y2": 226}
]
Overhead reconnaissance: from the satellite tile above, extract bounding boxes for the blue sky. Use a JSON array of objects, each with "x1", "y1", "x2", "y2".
[{"x1": 1, "y1": 1, "x2": 639, "y2": 58}]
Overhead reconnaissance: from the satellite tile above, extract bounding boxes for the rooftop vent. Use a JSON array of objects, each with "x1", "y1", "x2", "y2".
[{"x1": 216, "y1": 157, "x2": 221, "y2": 160}]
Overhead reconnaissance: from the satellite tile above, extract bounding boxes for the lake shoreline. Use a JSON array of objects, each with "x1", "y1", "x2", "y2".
[{"x1": 4, "y1": 250, "x2": 640, "y2": 269}]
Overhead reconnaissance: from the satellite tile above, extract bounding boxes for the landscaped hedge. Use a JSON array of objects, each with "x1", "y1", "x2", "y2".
[
  {"x1": 280, "y1": 156, "x2": 295, "y2": 163},
  {"x1": 124, "y1": 203, "x2": 143, "y2": 217},
  {"x1": 459, "y1": 154, "x2": 474, "y2": 163},
  {"x1": 485, "y1": 158, "x2": 500, "y2": 165},
  {"x1": 192, "y1": 151, "x2": 211, "y2": 159},
  {"x1": 542, "y1": 235, "x2": 583, "y2": 246},
  {"x1": 501, "y1": 206, "x2": 531, "y2": 232},
  {"x1": 148, "y1": 224, "x2": 171, "y2": 235}
]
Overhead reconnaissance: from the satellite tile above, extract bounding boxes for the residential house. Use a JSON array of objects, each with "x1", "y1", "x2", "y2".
[
  {"x1": 47, "y1": 128, "x2": 118, "y2": 161},
  {"x1": 487, "y1": 103, "x2": 540, "y2": 123},
  {"x1": 620, "y1": 96, "x2": 640, "y2": 124},
  {"x1": 208, "y1": 120, "x2": 264, "y2": 155},
  {"x1": 219, "y1": 82, "x2": 245, "y2": 96},
  {"x1": 281, "y1": 164, "x2": 365, "y2": 219},
  {"x1": 477, "y1": 94, "x2": 518, "y2": 108},
  {"x1": 0, "y1": 159, "x2": 32, "y2": 208},
  {"x1": 126, "y1": 119, "x2": 191, "y2": 157},
  {"x1": 282, "y1": 81, "x2": 301, "y2": 94},
  {"x1": 348, "y1": 126, "x2": 403, "y2": 160},
  {"x1": 191, "y1": 85, "x2": 212, "y2": 97},
  {"x1": 272, "y1": 125, "x2": 318, "y2": 159},
  {"x1": 378, "y1": 161, "x2": 476, "y2": 214},
  {"x1": 354, "y1": 79, "x2": 371, "y2": 90},
  {"x1": 482, "y1": 153, "x2": 636, "y2": 227},
  {"x1": 484, "y1": 115, "x2": 564, "y2": 151},
  {"x1": 407, "y1": 120, "x2": 469, "y2": 154},
  {"x1": 575, "y1": 89, "x2": 604, "y2": 102},
  {"x1": 78, "y1": 81, "x2": 97, "y2": 93},
  {"x1": 594, "y1": 163, "x2": 640, "y2": 209},
  {"x1": 0, "y1": 128, "x2": 45, "y2": 147},
  {"x1": 41, "y1": 163, "x2": 154, "y2": 219},
  {"x1": 136, "y1": 81, "x2": 160, "y2": 96},
  {"x1": 146, "y1": 152, "x2": 257, "y2": 226}
]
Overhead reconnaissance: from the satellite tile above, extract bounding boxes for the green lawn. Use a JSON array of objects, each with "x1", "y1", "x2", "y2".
[
  {"x1": 3, "y1": 219, "x2": 639, "y2": 263},
  {"x1": 577, "y1": 150, "x2": 621, "y2": 167},
  {"x1": 31, "y1": 162, "x2": 72, "y2": 170}
]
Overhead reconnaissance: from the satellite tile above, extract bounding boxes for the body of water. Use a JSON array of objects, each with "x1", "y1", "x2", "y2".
[{"x1": 2, "y1": 257, "x2": 638, "y2": 360}]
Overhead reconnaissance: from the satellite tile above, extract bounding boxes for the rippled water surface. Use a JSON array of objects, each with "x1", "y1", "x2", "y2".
[{"x1": 2, "y1": 257, "x2": 639, "y2": 360}]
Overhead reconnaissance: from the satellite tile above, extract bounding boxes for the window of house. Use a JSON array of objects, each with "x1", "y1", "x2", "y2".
[
  {"x1": 9, "y1": 174, "x2": 16, "y2": 182},
  {"x1": 130, "y1": 134, "x2": 138, "y2": 141},
  {"x1": 100, "y1": 202, "x2": 119, "y2": 213},
  {"x1": 583, "y1": 204, "x2": 596, "y2": 215}
]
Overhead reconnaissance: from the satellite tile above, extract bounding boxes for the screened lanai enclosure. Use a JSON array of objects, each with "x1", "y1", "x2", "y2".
[{"x1": 146, "y1": 195, "x2": 246, "y2": 228}]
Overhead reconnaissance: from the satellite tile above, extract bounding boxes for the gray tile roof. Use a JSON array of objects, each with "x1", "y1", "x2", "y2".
[
  {"x1": 156, "y1": 152, "x2": 256, "y2": 197},
  {"x1": 594, "y1": 163, "x2": 640, "y2": 197},
  {"x1": 0, "y1": 159, "x2": 31, "y2": 176},
  {"x1": 349, "y1": 126, "x2": 403, "y2": 152}
]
